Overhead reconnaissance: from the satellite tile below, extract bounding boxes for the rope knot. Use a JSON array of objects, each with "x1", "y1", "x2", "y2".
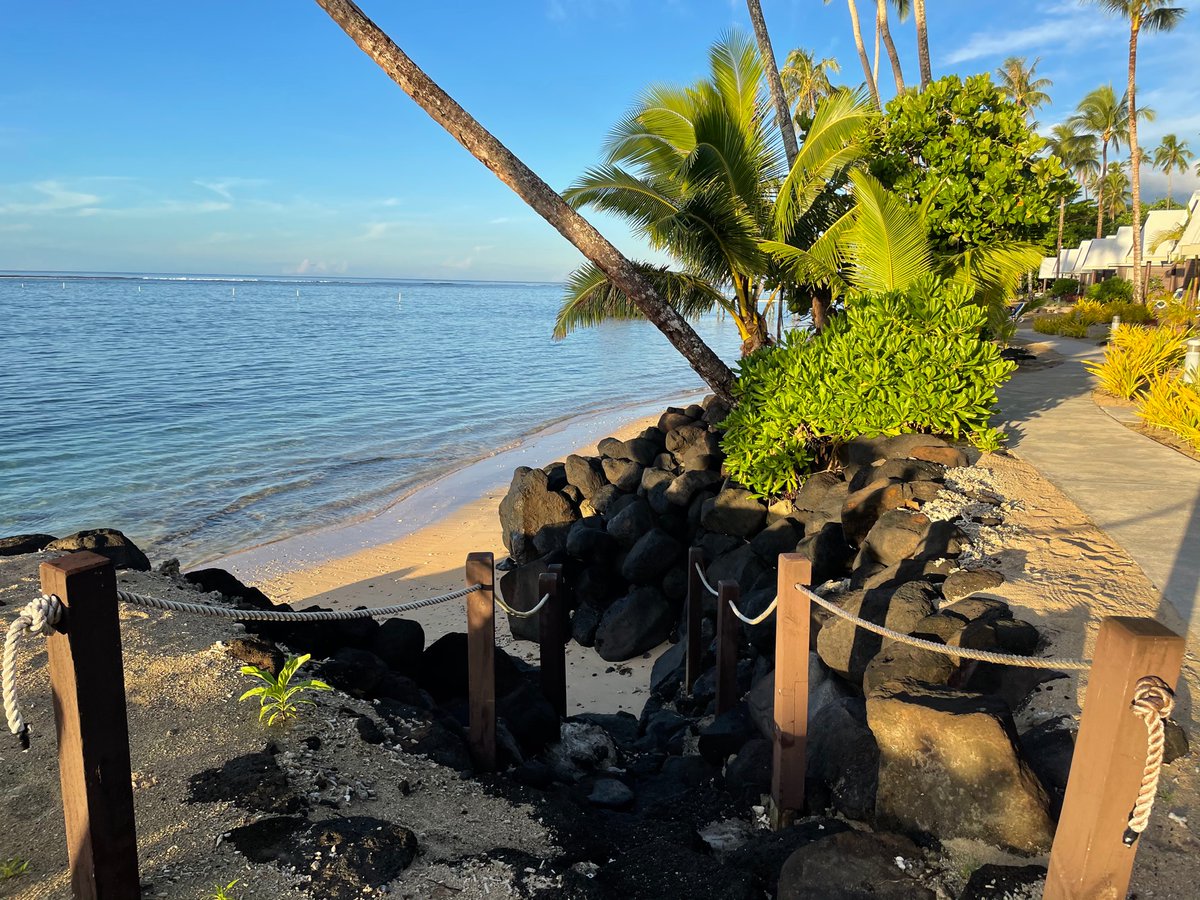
[
  {"x1": 4, "y1": 594, "x2": 65, "y2": 750},
  {"x1": 26, "y1": 594, "x2": 65, "y2": 636},
  {"x1": 1131, "y1": 675, "x2": 1174, "y2": 722},
  {"x1": 1125, "y1": 674, "x2": 1176, "y2": 843}
]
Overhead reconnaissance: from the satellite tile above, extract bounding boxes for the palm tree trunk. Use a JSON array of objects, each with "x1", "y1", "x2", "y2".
[
  {"x1": 913, "y1": 0, "x2": 932, "y2": 88},
  {"x1": 1128, "y1": 21, "x2": 1144, "y2": 304},
  {"x1": 846, "y1": 0, "x2": 881, "y2": 109},
  {"x1": 1055, "y1": 195, "x2": 1066, "y2": 280},
  {"x1": 312, "y1": 0, "x2": 735, "y2": 400},
  {"x1": 1096, "y1": 141, "x2": 1109, "y2": 239},
  {"x1": 746, "y1": 0, "x2": 799, "y2": 167},
  {"x1": 876, "y1": 0, "x2": 905, "y2": 93}
]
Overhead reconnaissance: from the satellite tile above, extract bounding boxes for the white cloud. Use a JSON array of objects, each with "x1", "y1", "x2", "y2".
[
  {"x1": 288, "y1": 258, "x2": 348, "y2": 275},
  {"x1": 945, "y1": 5, "x2": 1124, "y2": 65},
  {"x1": 0, "y1": 180, "x2": 101, "y2": 215},
  {"x1": 194, "y1": 177, "x2": 266, "y2": 201}
]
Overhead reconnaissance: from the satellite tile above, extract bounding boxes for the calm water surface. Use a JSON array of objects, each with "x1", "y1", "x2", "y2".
[{"x1": 0, "y1": 274, "x2": 740, "y2": 565}]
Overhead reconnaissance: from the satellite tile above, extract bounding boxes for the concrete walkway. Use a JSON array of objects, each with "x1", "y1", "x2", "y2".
[{"x1": 996, "y1": 330, "x2": 1200, "y2": 641}]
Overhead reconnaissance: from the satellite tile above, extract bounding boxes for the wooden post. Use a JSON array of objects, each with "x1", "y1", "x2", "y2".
[
  {"x1": 465, "y1": 552, "x2": 496, "y2": 771},
  {"x1": 1044, "y1": 617, "x2": 1185, "y2": 900},
  {"x1": 685, "y1": 547, "x2": 704, "y2": 694},
  {"x1": 538, "y1": 568, "x2": 567, "y2": 718},
  {"x1": 715, "y1": 580, "x2": 740, "y2": 715},
  {"x1": 770, "y1": 553, "x2": 813, "y2": 830},
  {"x1": 40, "y1": 551, "x2": 141, "y2": 900}
]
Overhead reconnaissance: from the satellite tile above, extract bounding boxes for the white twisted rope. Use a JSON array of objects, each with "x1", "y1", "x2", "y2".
[
  {"x1": 1125, "y1": 675, "x2": 1176, "y2": 841},
  {"x1": 728, "y1": 595, "x2": 778, "y2": 625},
  {"x1": 798, "y1": 584, "x2": 1092, "y2": 670},
  {"x1": 494, "y1": 592, "x2": 551, "y2": 619},
  {"x1": 4, "y1": 594, "x2": 64, "y2": 750},
  {"x1": 695, "y1": 562, "x2": 719, "y2": 596},
  {"x1": 115, "y1": 585, "x2": 480, "y2": 620}
]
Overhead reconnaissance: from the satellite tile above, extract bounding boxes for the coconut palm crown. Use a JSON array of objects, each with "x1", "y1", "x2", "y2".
[
  {"x1": 995, "y1": 57, "x2": 1052, "y2": 120},
  {"x1": 556, "y1": 32, "x2": 872, "y2": 353},
  {"x1": 1153, "y1": 134, "x2": 1194, "y2": 207}
]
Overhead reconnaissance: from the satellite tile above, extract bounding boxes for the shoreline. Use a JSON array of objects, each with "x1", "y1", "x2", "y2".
[{"x1": 203, "y1": 389, "x2": 708, "y2": 585}]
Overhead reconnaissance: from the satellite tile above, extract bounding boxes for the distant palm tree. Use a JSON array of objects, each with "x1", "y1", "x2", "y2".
[
  {"x1": 780, "y1": 48, "x2": 842, "y2": 121},
  {"x1": 826, "y1": 0, "x2": 880, "y2": 109},
  {"x1": 1087, "y1": 0, "x2": 1187, "y2": 302},
  {"x1": 310, "y1": 0, "x2": 737, "y2": 397},
  {"x1": 1070, "y1": 85, "x2": 1154, "y2": 238},
  {"x1": 1045, "y1": 123, "x2": 1096, "y2": 277},
  {"x1": 996, "y1": 57, "x2": 1052, "y2": 120},
  {"x1": 874, "y1": 0, "x2": 905, "y2": 92},
  {"x1": 1153, "y1": 134, "x2": 1194, "y2": 208},
  {"x1": 1091, "y1": 162, "x2": 1132, "y2": 222}
]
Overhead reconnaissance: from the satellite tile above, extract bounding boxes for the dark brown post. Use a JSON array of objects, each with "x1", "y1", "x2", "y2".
[
  {"x1": 40, "y1": 551, "x2": 140, "y2": 900},
  {"x1": 1044, "y1": 617, "x2": 1185, "y2": 900},
  {"x1": 770, "y1": 553, "x2": 813, "y2": 830},
  {"x1": 685, "y1": 547, "x2": 704, "y2": 693},
  {"x1": 715, "y1": 580, "x2": 740, "y2": 716},
  {"x1": 465, "y1": 552, "x2": 496, "y2": 771},
  {"x1": 538, "y1": 568, "x2": 567, "y2": 718}
]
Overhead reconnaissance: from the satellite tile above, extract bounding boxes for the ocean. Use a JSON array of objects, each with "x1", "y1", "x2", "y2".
[{"x1": 0, "y1": 273, "x2": 742, "y2": 567}]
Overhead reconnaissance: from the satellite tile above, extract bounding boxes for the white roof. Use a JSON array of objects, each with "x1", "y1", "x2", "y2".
[
  {"x1": 1079, "y1": 228, "x2": 1133, "y2": 271},
  {"x1": 1138, "y1": 209, "x2": 1188, "y2": 263},
  {"x1": 1177, "y1": 205, "x2": 1200, "y2": 260},
  {"x1": 1062, "y1": 244, "x2": 1086, "y2": 276},
  {"x1": 1038, "y1": 256, "x2": 1059, "y2": 279}
]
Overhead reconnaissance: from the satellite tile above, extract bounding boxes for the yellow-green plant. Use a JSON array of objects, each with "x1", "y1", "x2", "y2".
[
  {"x1": 238, "y1": 654, "x2": 331, "y2": 727},
  {"x1": 0, "y1": 858, "x2": 29, "y2": 879},
  {"x1": 211, "y1": 880, "x2": 241, "y2": 900},
  {"x1": 1086, "y1": 325, "x2": 1194, "y2": 399},
  {"x1": 1138, "y1": 376, "x2": 1200, "y2": 451}
]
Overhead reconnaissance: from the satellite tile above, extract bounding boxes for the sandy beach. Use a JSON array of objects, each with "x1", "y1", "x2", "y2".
[{"x1": 215, "y1": 405, "x2": 700, "y2": 716}]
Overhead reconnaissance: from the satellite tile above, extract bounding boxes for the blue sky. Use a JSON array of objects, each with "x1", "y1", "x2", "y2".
[{"x1": 1, "y1": 1, "x2": 1197, "y2": 281}]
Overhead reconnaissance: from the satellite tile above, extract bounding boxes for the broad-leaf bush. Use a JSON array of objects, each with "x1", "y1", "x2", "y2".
[
  {"x1": 1086, "y1": 278, "x2": 1133, "y2": 303},
  {"x1": 721, "y1": 277, "x2": 1015, "y2": 496}
]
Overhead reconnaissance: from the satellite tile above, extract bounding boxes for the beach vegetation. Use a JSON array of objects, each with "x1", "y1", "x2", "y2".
[
  {"x1": 995, "y1": 56, "x2": 1052, "y2": 120},
  {"x1": 210, "y1": 880, "x2": 241, "y2": 900},
  {"x1": 864, "y1": 74, "x2": 1075, "y2": 254},
  {"x1": 1033, "y1": 297, "x2": 1154, "y2": 337},
  {"x1": 238, "y1": 653, "x2": 331, "y2": 727},
  {"x1": 0, "y1": 858, "x2": 29, "y2": 880},
  {"x1": 720, "y1": 276, "x2": 1014, "y2": 495},
  {"x1": 1086, "y1": 324, "x2": 1196, "y2": 399},
  {"x1": 1138, "y1": 375, "x2": 1200, "y2": 451},
  {"x1": 779, "y1": 48, "x2": 842, "y2": 123},
  {"x1": 1049, "y1": 278, "x2": 1081, "y2": 299},
  {"x1": 1086, "y1": 278, "x2": 1134, "y2": 303},
  {"x1": 557, "y1": 31, "x2": 872, "y2": 353}
]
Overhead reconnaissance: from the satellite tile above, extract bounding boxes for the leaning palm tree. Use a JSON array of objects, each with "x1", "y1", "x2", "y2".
[
  {"x1": 557, "y1": 35, "x2": 872, "y2": 353},
  {"x1": 996, "y1": 57, "x2": 1052, "y2": 120},
  {"x1": 1153, "y1": 134, "x2": 1194, "y2": 208},
  {"x1": 826, "y1": 0, "x2": 880, "y2": 109},
  {"x1": 309, "y1": 0, "x2": 737, "y2": 398},
  {"x1": 1045, "y1": 123, "x2": 1093, "y2": 277},
  {"x1": 780, "y1": 48, "x2": 842, "y2": 121},
  {"x1": 1087, "y1": 0, "x2": 1187, "y2": 302},
  {"x1": 912, "y1": 0, "x2": 932, "y2": 88},
  {"x1": 745, "y1": 0, "x2": 800, "y2": 166},
  {"x1": 1070, "y1": 85, "x2": 1154, "y2": 239}
]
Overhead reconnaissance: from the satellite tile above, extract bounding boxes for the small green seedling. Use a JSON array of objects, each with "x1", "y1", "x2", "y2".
[
  {"x1": 210, "y1": 879, "x2": 240, "y2": 900},
  {"x1": 0, "y1": 857, "x2": 30, "y2": 879},
  {"x1": 238, "y1": 653, "x2": 331, "y2": 726}
]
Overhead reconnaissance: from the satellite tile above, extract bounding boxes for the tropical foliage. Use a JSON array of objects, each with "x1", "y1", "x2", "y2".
[
  {"x1": 1069, "y1": 84, "x2": 1154, "y2": 237},
  {"x1": 238, "y1": 653, "x2": 331, "y2": 727},
  {"x1": 865, "y1": 74, "x2": 1075, "y2": 252},
  {"x1": 720, "y1": 276, "x2": 1015, "y2": 496},
  {"x1": 1153, "y1": 134, "x2": 1194, "y2": 207},
  {"x1": 1032, "y1": 296, "x2": 1152, "y2": 337},
  {"x1": 1085, "y1": 323, "x2": 1195, "y2": 399},
  {"x1": 996, "y1": 56, "x2": 1052, "y2": 119},
  {"x1": 1138, "y1": 375, "x2": 1200, "y2": 451},
  {"x1": 780, "y1": 48, "x2": 841, "y2": 122},
  {"x1": 557, "y1": 32, "x2": 871, "y2": 352}
]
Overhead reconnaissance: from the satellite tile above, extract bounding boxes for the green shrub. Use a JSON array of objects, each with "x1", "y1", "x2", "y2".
[
  {"x1": 1049, "y1": 278, "x2": 1080, "y2": 299},
  {"x1": 1033, "y1": 314, "x2": 1089, "y2": 338},
  {"x1": 1138, "y1": 375, "x2": 1200, "y2": 450},
  {"x1": 721, "y1": 276, "x2": 1015, "y2": 496},
  {"x1": 239, "y1": 653, "x2": 331, "y2": 727},
  {"x1": 1086, "y1": 278, "x2": 1133, "y2": 303}
]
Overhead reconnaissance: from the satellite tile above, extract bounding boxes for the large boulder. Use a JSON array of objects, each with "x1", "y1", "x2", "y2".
[
  {"x1": 777, "y1": 830, "x2": 934, "y2": 900},
  {"x1": 664, "y1": 470, "x2": 723, "y2": 508},
  {"x1": 564, "y1": 454, "x2": 606, "y2": 498},
  {"x1": 45, "y1": 528, "x2": 150, "y2": 571},
  {"x1": 498, "y1": 552, "x2": 564, "y2": 641},
  {"x1": 806, "y1": 697, "x2": 879, "y2": 821},
  {"x1": 701, "y1": 488, "x2": 768, "y2": 536},
  {"x1": 849, "y1": 457, "x2": 946, "y2": 493},
  {"x1": 746, "y1": 656, "x2": 850, "y2": 743},
  {"x1": 794, "y1": 522, "x2": 856, "y2": 585},
  {"x1": 417, "y1": 632, "x2": 522, "y2": 702},
  {"x1": 369, "y1": 619, "x2": 425, "y2": 676},
  {"x1": 185, "y1": 567, "x2": 274, "y2": 610},
  {"x1": 607, "y1": 497, "x2": 655, "y2": 550},
  {"x1": 594, "y1": 587, "x2": 675, "y2": 661},
  {"x1": 565, "y1": 518, "x2": 619, "y2": 563},
  {"x1": 705, "y1": 544, "x2": 770, "y2": 601},
  {"x1": 621, "y1": 529, "x2": 683, "y2": 584},
  {"x1": 498, "y1": 468, "x2": 579, "y2": 564},
  {"x1": 867, "y1": 681, "x2": 1054, "y2": 854},
  {"x1": 856, "y1": 509, "x2": 960, "y2": 570},
  {"x1": 942, "y1": 569, "x2": 1006, "y2": 602},
  {"x1": 750, "y1": 518, "x2": 804, "y2": 562},
  {"x1": 601, "y1": 457, "x2": 644, "y2": 492},
  {"x1": 641, "y1": 467, "x2": 675, "y2": 514},
  {"x1": 0, "y1": 534, "x2": 58, "y2": 556},
  {"x1": 841, "y1": 480, "x2": 908, "y2": 547},
  {"x1": 862, "y1": 642, "x2": 957, "y2": 695},
  {"x1": 816, "y1": 581, "x2": 939, "y2": 681}
]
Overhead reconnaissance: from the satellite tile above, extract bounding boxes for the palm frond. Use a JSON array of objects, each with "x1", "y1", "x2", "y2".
[
  {"x1": 553, "y1": 262, "x2": 731, "y2": 340},
  {"x1": 844, "y1": 171, "x2": 932, "y2": 294}
]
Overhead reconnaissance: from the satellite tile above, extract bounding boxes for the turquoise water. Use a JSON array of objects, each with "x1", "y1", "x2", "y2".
[{"x1": 0, "y1": 273, "x2": 741, "y2": 565}]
